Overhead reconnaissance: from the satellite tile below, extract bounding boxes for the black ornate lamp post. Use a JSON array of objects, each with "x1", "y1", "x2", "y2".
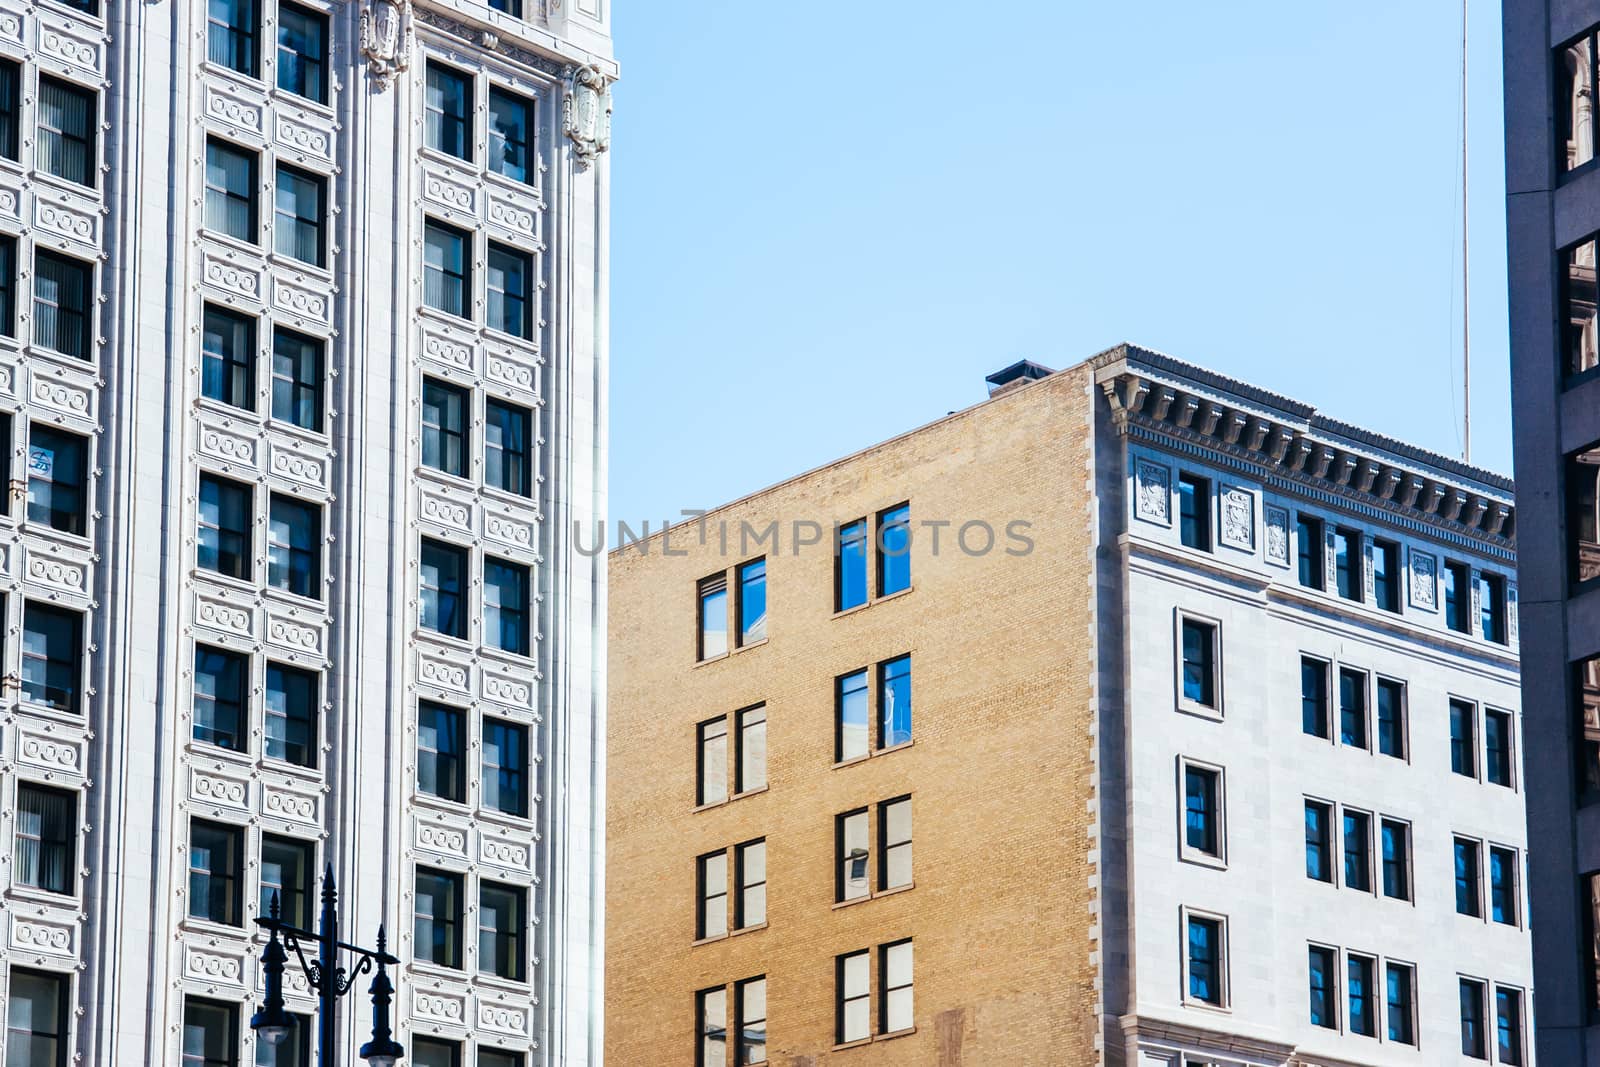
[{"x1": 253, "y1": 865, "x2": 406, "y2": 1067}]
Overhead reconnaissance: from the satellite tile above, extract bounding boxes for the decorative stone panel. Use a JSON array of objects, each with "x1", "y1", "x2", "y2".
[
  {"x1": 1263, "y1": 505, "x2": 1289, "y2": 567},
  {"x1": 33, "y1": 197, "x2": 99, "y2": 249},
  {"x1": 268, "y1": 439, "x2": 329, "y2": 491},
  {"x1": 35, "y1": 17, "x2": 102, "y2": 79},
  {"x1": 270, "y1": 276, "x2": 332, "y2": 326},
  {"x1": 413, "y1": 818, "x2": 469, "y2": 861},
  {"x1": 420, "y1": 325, "x2": 475, "y2": 374},
  {"x1": 476, "y1": 998, "x2": 534, "y2": 1039},
  {"x1": 412, "y1": 988, "x2": 469, "y2": 1028},
  {"x1": 189, "y1": 766, "x2": 251, "y2": 813},
  {"x1": 196, "y1": 417, "x2": 260, "y2": 469},
  {"x1": 29, "y1": 371, "x2": 94, "y2": 422},
  {"x1": 484, "y1": 348, "x2": 539, "y2": 396},
  {"x1": 417, "y1": 653, "x2": 471, "y2": 695},
  {"x1": 17, "y1": 729, "x2": 85, "y2": 775},
  {"x1": 184, "y1": 944, "x2": 247, "y2": 986},
  {"x1": 265, "y1": 608, "x2": 325, "y2": 658},
  {"x1": 204, "y1": 254, "x2": 264, "y2": 303},
  {"x1": 196, "y1": 594, "x2": 256, "y2": 639},
  {"x1": 1219, "y1": 486, "x2": 1253, "y2": 551},
  {"x1": 0, "y1": 11, "x2": 22, "y2": 47},
  {"x1": 261, "y1": 785, "x2": 319, "y2": 827},
  {"x1": 24, "y1": 548, "x2": 88, "y2": 595},
  {"x1": 486, "y1": 190, "x2": 538, "y2": 240},
  {"x1": 421, "y1": 170, "x2": 477, "y2": 216},
  {"x1": 477, "y1": 831, "x2": 532, "y2": 874},
  {"x1": 274, "y1": 114, "x2": 334, "y2": 163},
  {"x1": 483, "y1": 510, "x2": 535, "y2": 553},
  {"x1": 9, "y1": 913, "x2": 76, "y2": 958},
  {"x1": 0, "y1": 362, "x2": 16, "y2": 399},
  {"x1": 1408, "y1": 549, "x2": 1438, "y2": 611},
  {"x1": 481, "y1": 668, "x2": 534, "y2": 712},
  {"x1": 420, "y1": 488, "x2": 473, "y2": 535},
  {"x1": 205, "y1": 82, "x2": 266, "y2": 137},
  {"x1": 1133, "y1": 460, "x2": 1170, "y2": 526},
  {"x1": 0, "y1": 177, "x2": 20, "y2": 222}
]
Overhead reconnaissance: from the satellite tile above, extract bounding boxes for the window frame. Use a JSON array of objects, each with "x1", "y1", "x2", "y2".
[
  {"x1": 835, "y1": 950, "x2": 870, "y2": 1045},
  {"x1": 13, "y1": 781, "x2": 78, "y2": 897},
  {"x1": 421, "y1": 219, "x2": 471, "y2": 319},
  {"x1": 1180, "y1": 907, "x2": 1229, "y2": 1010},
  {"x1": 416, "y1": 700, "x2": 466, "y2": 804},
  {"x1": 835, "y1": 517, "x2": 869, "y2": 612},
  {"x1": 267, "y1": 493, "x2": 322, "y2": 600},
  {"x1": 1307, "y1": 943, "x2": 1339, "y2": 1030},
  {"x1": 1304, "y1": 798, "x2": 1334, "y2": 884},
  {"x1": 1479, "y1": 571, "x2": 1508, "y2": 645},
  {"x1": 876, "y1": 502, "x2": 911, "y2": 597},
  {"x1": 487, "y1": 85, "x2": 533, "y2": 184},
  {"x1": 1460, "y1": 976, "x2": 1489, "y2": 1059},
  {"x1": 32, "y1": 249, "x2": 95, "y2": 361},
  {"x1": 1489, "y1": 843, "x2": 1521, "y2": 928},
  {"x1": 1342, "y1": 807, "x2": 1374, "y2": 894},
  {"x1": 193, "y1": 643, "x2": 248, "y2": 752},
  {"x1": 273, "y1": 162, "x2": 327, "y2": 268},
  {"x1": 276, "y1": 1, "x2": 329, "y2": 104},
  {"x1": 484, "y1": 397, "x2": 531, "y2": 497},
  {"x1": 37, "y1": 74, "x2": 97, "y2": 189},
  {"x1": 1175, "y1": 611, "x2": 1221, "y2": 719},
  {"x1": 878, "y1": 938, "x2": 914, "y2": 1036},
  {"x1": 188, "y1": 818, "x2": 244, "y2": 927},
  {"x1": 1371, "y1": 537, "x2": 1400, "y2": 613},
  {"x1": 695, "y1": 849, "x2": 728, "y2": 941},
  {"x1": 696, "y1": 984, "x2": 728, "y2": 1067},
  {"x1": 201, "y1": 303, "x2": 257, "y2": 411},
  {"x1": 735, "y1": 556, "x2": 767, "y2": 648},
  {"x1": 26, "y1": 424, "x2": 89, "y2": 537},
  {"x1": 182, "y1": 996, "x2": 240, "y2": 1067},
  {"x1": 1450, "y1": 697, "x2": 1480, "y2": 779},
  {"x1": 259, "y1": 834, "x2": 314, "y2": 930},
  {"x1": 197, "y1": 473, "x2": 254, "y2": 582},
  {"x1": 1386, "y1": 959, "x2": 1417, "y2": 1046},
  {"x1": 1333, "y1": 526, "x2": 1363, "y2": 603},
  {"x1": 481, "y1": 716, "x2": 528, "y2": 818},
  {"x1": 734, "y1": 975, "x2": 767, "y2": 1067},
  {"x1": 1300, "y1": 655, "x2": 1331, "y2": 739},
  {"x1": 203, "y1": 137, "x2": 259, "y2": 244},
  {"x1": 876, "y1": 653, "x2": 912, "y2": 750},
  {"x1": 733, "y1": 838, "x2": 766, "y2": 930},
  {"x1": 423, "y1": 61, "x2": 473, "y2": 162},
  {"x1": 485, "y1": 241, "x2": 532, "y2": 339},
  {"x1": 1496, "y1": 984, "x2": 1526, "y2": 1066},
  {"x1": 264, "y1": 661, "x2": 318, "y2": 768},
  {"x1": 483, "y1": 555, "x2": 531, "y2": 656},
  {"x1": 835, "y1": 808, "x2": 869, "y2": 904},
  {"x1": 695, "y1": 715, "x2": 728, "y2": 808},
  {"x1": 877, "y1": 795, "x2": 912, "y2": 892},
  {"x1": 1374, "y1": 675, "x2": 1408, "y2": 761},
  {"x1": 206, "y1": 0, "x2": 260, "y2": 77},
  {"x1": 21, "y1": 602, "x2": 83, "y2": 716},
  {"x1": 1337, "y1": 665, "x2": 1369, "y2": 751},
  {"x1": 418, "y1": 538, "x2": 468, "y2": 640},
  {"x1": 8, "y1": 967, "x2": 71, "y2": 1067},
  {"x1": 1444, "y1": 558, "x2": 1473, "y2": 633},
  {"x1": 1455, "y1": 836, "x2": 1484, "y2": 918},
  {"x1": 696, "y1": 572, "x2": 729, "y2": 662},
  {"x1": 1177, "y1": 471, "x2": 1211, "y2": 552},
  {"x1": 1380, "y1": 817, "x2": 1412, "y2": 902},
  {"x1": 477, "y1": 880, "x2": 525, "y2": 982},
  {"x1": 734, "y1": 704, "x2": 767, "y2": 796},
  {"x1": 1346, "y1": 951, "x2": 1377, "y2": 1038},
  {"x1": 412, "y1": 866, "x2": 464, "y2": 970},
  {"x1": 1178, "y1": 757, "x2": 1226, "y2": 868},
  {"x1": 420, "y1": 376, "x2": 470, "y2": 478},
  {"x1": 270, "y1": 326, "x2": 324, "y2": 433},
  {"x1": 1296, "y1": 512, "x2": 1325, "y2": 590},
  {"x1": 1484, "y1": 707, "x2": 1516, "y2": 788}
]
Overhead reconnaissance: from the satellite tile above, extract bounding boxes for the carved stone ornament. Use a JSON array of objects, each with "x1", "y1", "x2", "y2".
[
  {"x1": 1133, "y1": 460, "x2": 1171, "y2": 526},
  {"x1": 1220, "y1": 486, "x2": 1253, "y2": 550},
  {"x1": 1408, "y1": 549, "x2": 1437, "y2": 610},
  {"x1": 563, "y1": 64, "x2": 612, "y2": 165},
  {"x1": 360, "y1": 0, "x2": 414, "y2": 90},
  {"x1": 1263, "y1": 505, "x2": 1290, "y2": 566}
]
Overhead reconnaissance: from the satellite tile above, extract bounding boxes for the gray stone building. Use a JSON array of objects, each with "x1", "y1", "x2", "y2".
[{"x1": 0, "y1": 0, "x2": 610, "y2": 1062}]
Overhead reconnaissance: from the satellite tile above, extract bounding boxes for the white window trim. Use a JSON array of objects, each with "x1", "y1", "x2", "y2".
[
  {"x1": 1455, "y1": 833, "x2": 1488, "y2": 922},
  {"x1": 1178, "y1": 905, "x2": 1231, "y2": 1012},
  {"x1": 1448, "y1": 695, "x2": 1484, "y2": 783},
  {"x1": 1485, "y1": 705, "x2": 1519, "y2": 792},
  {"x1": 1340, "y1": 804, "x2": 1378, "y2": 899},
  {"x1": 1177, "y1": 756, "x2": 1227, "y2": 870},
  {"x1": 1378, "y1": 815, "x2": 1415, "y2": 904},
  {"x1": 1307, "y1": 940, "x2": 1343, "y2": 1034},
  {"x1": 1374, "y1": 673, "x2": 1410, "y2": 763},
  {"x1": 1487, "y1": 841, "x2": 1524, "y2": 930},
  {"x1": 1458, "y1": 973, "x2": 1491, "y2": 1061},
  {"x1": 1173, "y1": 609, "x2": 1223, "y2": 721},
  {"x1": 1493, "y1": 982, "x2": 1528, "y2": 1065}
]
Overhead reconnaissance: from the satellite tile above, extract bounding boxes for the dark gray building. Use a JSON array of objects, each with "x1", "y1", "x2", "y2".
[{"x1": 1505, "y1": 1, "x2": 1600, "y2": 1061}]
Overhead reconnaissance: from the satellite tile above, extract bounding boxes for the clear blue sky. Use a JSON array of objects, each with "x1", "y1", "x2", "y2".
[{"x1": 609, "y1": 1, "x2": 1511, "y2": 524}]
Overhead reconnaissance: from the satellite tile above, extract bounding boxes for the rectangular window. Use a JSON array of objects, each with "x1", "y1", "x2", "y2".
[
  {"x1": 1479, "y1": 572, "x2": 1507, "y2": 645},
  {"x1": 1456, "y1": 838, "x2": 1482, "y2": 917},
  {"x1": 1579, "y1": 657, "x2": 1600, "y2": 799},
  {"x1": 1490, "y1": 845, "x2": 1519, "y2": 926},
  {"x1": 271, "y1": 328, "x2": 323, "y2": 431},
  {"x1": 836, "y1": 808, "x2": 868, "y2": 903},
  {"x1": 255, "y1": 1013, "x2": 309, "y2": 1067},
  {"x1": 268, "y1": 494, "x2": 321, "y2": 599},
  {"x1": 1304, "y1": 800, "x2": 1332, "y2": 882},
  {"x1": 1566, "y1": 236, "x2": 1600, "y2": 378},
  {"x1": 0, "y1": 61, "x2": 17, "y2": 161},
  {"x1": 482, "y1": 718, "x2": 526, "y2": 817},
  {"x1": 1178, "y1": 472, "x2": 1211, "y2": 551},
  {"x1": 488, "y1": 0, "x2": 522, "y2": 15},
  {"x1": 9, "y1": 969, "x2": 69, "y2": 1067},
  {"x1": 202, "y1": 305, "x2": 256, "y2": 410},
  {"x1": 33, "y1": 251, "x2": 93, "y2": 360},
  {"x1": 486, "y1": 244, "x2": 531, "y2": 338},
  {"x1": 1333, "y1": 527, "x2": 1361, "y2": 601},
  {"x1": 1183, "y1": 764, "x2": 1221, "y2": 860},
  {"x1": 1343, "y1": 809, "x2": 1371, "y2": 892},
  {"x1": 193, "y1": 645, "x2": 246, "y2": 750},
  {"x1": 198, "y1": 475, "x2": 252, "y2": 580},
  {"x1": 182, "y1": 998, "x2": 238, "y2": 1067},
  {"x1": 1372, "y1": 539, "x2": 1399, "y2": 612},
  {"x1": 696, "y1": 850, "x2": 727, "y2": 939},
  {"x1": 422, "y1": 222, "x2": 470, "y2": 318},
  {"x1": 1485, "y1": 709, "x2": 1514, "y2": 787},
  {"x1": 1451, "y1": 699, "x2": 1477, "y2": 777},
  {"x1": 1185, "y1": 914, "x2": 1224, "y2": 1006},
  {"x1": 1386, "y1": 961, "x2": 1415, "y2": 1044},
  {"x1": 188, "y1": 820, "x2": 243, "y2": 926},
  {"x1": 1300, "y1": 657, "x2": 1329, "y2": 738},
  {"x1": 697, "y1": 573, "x2": 728, "y2": 660},
  {"x1": 879, "y1": 940, "x2": 913, "y2": 1034},
  {"x1": 1381, "y1": 819, "x2": 1410, "y2": 901},
  {"x1": 425, "y1": 63, "x2": 472, "y2": 160},
  {"x1": 484, "y1": 557, "x2": 530, "y2": 655},
  {"x1": 836, "y1": 668, "x2": 868, "y2": 762},
  {"x1": 1297, "y1": 514, "x2": 1324, "y2": 589},
  {"x1": 1461, "y1": 977, "x2": 1487, "y2": 1059},
  {"x1": 417, "y1": 702, "x2": 464, "y2": 803},
  {"x1": 0, "y1": 236, "x2": 14, "y2": 337},
  {"x1": 1179, "y1": 617, "x2": 1217, "y2": 710},
  {"x1": 484, "y1": 399, "x2": 531, "y2": 496},
  {"x1": 1375, "y1": 678, "x2": 1406, "y2": 759},
  {"x1": 736, "y1": 705, "x2": 766, "y2": 794},
  {"x1": 274, "y1": 165, "x2": 325, "y2": 267},
  {"x1": 488, "y1": 87, "x2": 532, "y2": 183},
  {"x1": 877, "y1": 503, "x2": 910, "y2": 596},
  {"x1": 1562, "y1": 31, "x2": 1599, "y2": 174},
  {"x1": 879, "y1": 796, "x2": 912, "y2": 889},
  {"x1": 836, "y1": 518, "x2": 868, "y2": 611},
  {"x1": 879, "y1": 654, "x2": 911, "y2": 748},
  {"x1": 259, "y1": 835, "x2": 312, "y2": 929},
  {"x1": 38, "y1": 76, "x2": 95, "y2": 188},
  {"x1": 736, "y1": 558, "x2": 766, "y2": 646},
  {"x1": 419, "y1": 539, "x2": 467, "y2": 639},
  {"x1": 836, "y1": 951, "x2": 869, "y2": 1044},
  {"x1": 264, "y1": 663, "x2": 317, "y2": 767},
  {"x1": 696, "y1": 986, "x2": 727, "y2": 1067},
  {"x1": 478, "y1": 881, "x2": 524, "y2": 981},
  {"x1": 1572, "y1": 443, "x2": 1600, "y2": 584},
  {"x1": 204, "y1": 140, "x2": 258, "y2": 242},
  {"x1": 1347, "y1": 953, "x2": 1376, "y2": 1037},
  {"x1": 276, "y1": 2, "x2": 327, "y2": 103},
  {"x1": 15, "y1": 783, "x2": 76, "y2": 895},
  {"x1": 696, "y1": 716, "x2": 727, "y2": 806},
  {"x1": 1497, "y1": 986, "x2": 1524, "y2": 1066},
  {"x1": 478, "y1": 1053, "x2": 521, "y2": 1067},
  {"x1": 411, "y1": 1038, "x2": 460, "y2": 1067},
  {"x1": 207, "y1": 0, "x2": 258, "y2": 75},
  {"x1": 735, "y1": 977, "x2": 767, "y2": 1067},
  {"x1": 421, "y1": 377, "x2": 468, "y2": 477},
  {"x1": 1307, "y1": 945, "x2": 1336, "y2": 1028},
  {"x1": 1338, "y1": 667, "x2": 1367, "y2": 749},
  {"x1": 413, "y1": 868, "x2": 463, "y2": 969},
  {"x1": 734, "y1": 839, "x2": 766, "y2": 929},
  {"x1": 22, "y1": 604, "x2": 81, "y2": 715},
  {"x1": 1445, "y1": 560, "x2": 1472, "y2": 633},
  {"x1": 27, "y1": 426, "x2": 88, "y2": 536}
]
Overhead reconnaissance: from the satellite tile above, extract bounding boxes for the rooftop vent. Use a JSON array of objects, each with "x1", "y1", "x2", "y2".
[{"x1": 985, "y1": 359, "x2": 1056, "y2": 397}]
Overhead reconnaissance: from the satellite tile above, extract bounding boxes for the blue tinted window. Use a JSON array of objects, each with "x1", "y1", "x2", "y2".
[
  {"x1": 1348, "y1": 956, "x2": 1374, "y2": 1036},
  {"x1": 879, "y1": 656, "x2": 911, "y2": 748},
  {"x1": 1387, "y1": 963, "x2": 1415, "y2": 1044},
  {"x1": 1377, "y1": 678, "x2": 1405, "y2": 758},
  {"x1": 1343, "y1": 810, "x2": 1370, "y2": 891},
  {"x1": 1456, "y1": 839, "x2": 1481, "y2": 916},
  {"x1": 485, "y1": 558, "x2": 529, "y2": 655},
  {"x1": 1180, "y1": 619, "x2": 1215, "y2": 707},
  {"x1": 1308, "y1": 946, "x2": 1335, "y2": 1028},
  {"x1": 1490, "y1": 847, "x2": 1517, "y2": 925},
  {"x1": 1184, "y1": 767, "x2": 1217, "y2": 856},
  {"x1": 1300, "y1": 658, "x2": 1328, "y2": 737},
  {"x1": 836, "y1": 520, "x2": 867, "y2": 611},
  {"x1": 877, "y1": 504, "x2": 910, "y2": 596},
  {"x1": 1186, "y1": 917, "x2": 1221, "y2": 1004},
  {"x1": 836, "y1": 669, "x2": 869, "y2": 761},
  {"x1": 1339, "y1": 668, "x2": 1367, "y2": 749},
  {"x1": 698, "y1": 575, "x2": 727, "y2": 660},
  {"x1": 1304, "y1": 802, "x2": 1331, "y2": 881},
  {"x1": 737, "y1": 558, "x2": 766, "y2": 646}
]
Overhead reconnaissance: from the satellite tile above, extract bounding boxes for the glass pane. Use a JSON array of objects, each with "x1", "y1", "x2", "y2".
[{"x1": 838, "y1": 670, "x2": 868, "y2": 760}]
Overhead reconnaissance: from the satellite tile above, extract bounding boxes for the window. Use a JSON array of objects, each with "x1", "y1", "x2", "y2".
[
  {"x1": 268, "y1": 495, "x2": 320, "y2": 599},
  {"x1": 1450, "y1": 699, "x2": 1477, "y2": 778},
  {"x1": 1460, "y1": 978, "x2": 1487, "y2": 1059},
  {"x1": 877, "y1": 503, "x2": 911, "y2": 595},
  {"x1": 1490, "y1": 845, "x2": 1519, "y2": 926},
  {"x1": 485, "y1": 399, "x2": 530, "y2": 496},
  {"x1": 1566, "y1": 235, "x2": 1600, "y2": 378},
  {"x1": 8, "y1": 969, "x2": 69, "y2": 1067},
  {"x1": 1346, "y1": 954, "x2": 1375, "y2": 1037},
  {"x1": 27, "y1": 426, "x2": 88, "y2": 536},
  {"x1": 276, "y1": 3, "x2": 327, "y2": 103},
  {"x1": 836, "y1": 519, "x2": 868, "y2": 611},
  {"x1": 1455, "y1": 838, "x2": 1482, "y2": 917},
  {"x1": 1178, "y1": 617, "x2": 1217, "y2": 711},
  {"x1": 198, "y1": 475, "x2": 252, "y2": 580},
  {"x1": 417, "y1": 702, "x2": 464, "y2": 803},
  {"x1": 265, "y1": 663, "x2": 318, "y2": 764},
  {"x1": 22, "y1": 605, "x2": 80, "y2": 715},
  {"x1": 1485, "y1": 709, "x2": 1514, "y2": 787},
  {"x1": 38, "y1": 77, "x2": 95, "y2": 188},
  {"x1": 879, "y1": 654, "x2": 911, "y2": 748},
  {"x1": 880, "y1": 940, "x2": 914, "y2": 1035},
  {"x1": 0, "y1": 236, "x2": 14, "y2": 337},
  {"x1": 1563, "y1": 30, "x2": 1600, "y2": 170},
  {"x1": 697, "y1": 717, "x2": 728, "y2": 806},
  {"x1": 182, "y1": 998, "x2": 238, "y2": 1067},
  {"x1": 697, "y1": 986, "x2": 728, "y2": 1066},
  {"x1": 1343, "y1": 809, "x2": 1371, "y2": 892},
  {"x1": 274, "y1": 165, "x2": 325, "y2": 267},
  {"x1": 836, "y1": 950, "x2": 870, "y2": 1043},
  {"x1": 1573, "y1": 443, "x2": 1600, "y2": 585},
  {"x1": 1304, "y1": 800, "x2": 1332, "y2": 882},
  {"x1": 202, "y1": 306, "x2": 256, "y2": 410},
  {"x1": 1375, "y1": 678, "x2": 1405, "y2": 759},
  {"x1": 488, "y1": 0, "x2": 522, "y2": 16},
  {"x1": 736, "y1": 558, "x2": 767, "y2": 646},
  {"x1": 425, "y1": 63, "x2": 472, "y2": 160},
  {"x1": 486, "y1": 244, "x2": 531, "y2": 338},
  {"x1": 414, "y1": 868, "x2": 462, "y2": 968},
  {"x1": 1445, "y1": 559, "x2": 1472, "y2": 633},
  {"x1": 479, "y1": 1053, "x2": 521, "y2": 1067},
  {"x1": 837, "y1": 809, "x2": 868, "y2": 903},
  {"x1": 422, "y1": 222, "x2": 469, "y2": 318},
  {"x1": 1184, "y1": 913, "x2": 1225, "y2": 1006},
  {"x1": 33, "y1": 251, "x2": 93, "y2": 360},
  {"x1": 735, "y1": 705, "x2": 766, "y2": 794},
  {"x1": 1582, "y1": 655, "x2": 1600, "y2": 798},
  {"x1": 188, "y1": 820, "x2": 243, "y2": 925},
  {"x1": 697, "y1": 573, "x2": 728, "y2": 660},
  {"x1": 1333, "y1": 527, "x2": 1361, "y2": 601},
  {"x1": 271, "y1": 329, "x2": 323, "y2": 431},
  {"x1": 259, "y1": 836, "x2": 312, "y2": 929},
  {"x1": 1386, "y1": 961, "x2": 1415, "y2": 1045},
  {"x1": 419, "y1": 539, "x2": 467, "y2": 639},
  {"x1": 1380, "y1": 819, "x2": 1410, "y2": 901},
  {"x1": 1300, "y1": 657, "x2": 1329, "y2": 738},
  {"x1": 484, "y1": 557, "x2": 530, "y2": 655},
  {"x1": 879, "y1": 797, "x2": 912, "y2": 890},
  {"x1": 735, "y1": 977, "x2": 767, "y2": 1066},
  {"x1": 204, "y1": 140, "x2": 257, "y2": 242},
  {"x1": 194, "y1": 645, "x2": 246, "y2": 750},
  {"x1": 482, "y1": 718, "x2": 526, "y2": 817},
  {"x1": 255, "y1": 1017, "x2": 310, "y2": 1067},
  {"x1": 1178, "y1": 472, "x2": 1210, "y2": 551},
  {"x1": 0, "y1": 61, "x2": 16, "y2": 161},
  {"x1": 488, "y1": 88, "x2": 532, "y2": 183},
  {"x1": 1479, "y1": 572, "x2": 1507, "y2": 645},
  {"x1": 207, "y1": 0, "x2": 258, "y2": 75},
  {"x1": 421, "y1": 377, "x2": 468, "y2": 477},
  {"x1": 412, "y1": 1038, "x2": 460, "y2": 1067},
  {"x1": 1372, "y1": 539, "x2": 1399, "y2": 612},
  {"x1": 836, "y1": 668, "x2": 869, "y2": 761},
  {"x1": 1497, "y1": 986, "x2": 1524, "y2": 1066},
  {"x1": 696, "y1": 850, "x2": 727, "y2": 939},
  {"x1": 735, "y1": 839, "x2": 766, "y2": 928},
  {"x1": 1296, "y1": 514, "x2": 1324, "y2": 589},
  {"x1": 1338, "y1": 668, "x2": 1367, "y2": 749},
  {"x1": 478, "y1": 881, "x2": 524, "y2": 981},
  {"x1": 15, "y1": 784, "x2": 76, "y2": 895},
  {"x1": 1183, "y1": 763, "x2": 1221, "y2": 861},
  {"x1": 1307, "y1": 945, "x2": 1337, "y2": 1028}
]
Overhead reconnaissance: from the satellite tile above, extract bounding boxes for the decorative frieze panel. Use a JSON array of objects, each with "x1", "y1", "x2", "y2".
[
  {"x1": 0, "y1": 362, "x2": 16, "y2": 399},
  {"x1": 413, "y1": 817, "x2": 469, "y2": 861},
  {"x1": 205, "y1": 82, "x2": 266, "y2": 138},
  {"x1": 196, "y1": 417, "x2": 260, "y2": 470},
  {"x1": 274, "y1": 114, "x2": 335, "y2": 163},
  {"x1": 23, "y1": 548, "x2": 88, "y2": 595},
  {"x1": 476, "y1": 998, "x2": 534, "y2": 1040},
  {"x1": 261, "y1": 784, "x2": 320, "y2": 827},
  {"x1": 189, "y1": 765, "x2": 251, "y2": 813},
  {"x1": 1408, "y1": 549, "x2": 1438, "y2": 611},
  {"x1": 420, "y1": 324, "x2": 476, "y2": 374},
  {"x1": 485, "y1": 191, "x2": 538, "y2": 241},
  {"x1": 268, "y1": 439, "x2": 329, "y2": 491},
  {"x1": 1263, "y1": 505, "x2": 1289, "y2": 567},
  {"x1": 417, "y1": 653, "x2": 471, "y2": 695},
  {"x1": 481, "y1": 667, "x2": 535, "y2": 712},
  {"x1": 1508, "y1": 583, "x2": 1520, "y2": 645},
  {"x1": 33, "y1": 196, "x2": 99, "y2": 250},
  {"x1": 420, "y1": 487, "x2": 473, "y2": 535},
  {"x1": 484, "y1": 347, "x2": 539, "y2": 396},
  {"x1": 9, "y1": 912, "x2": 76, "y2": 959},
  {"x1": 204, "y1": 254, "x2": 265, "y2": 304},
  {"x1": 483, "y1": 510, "x2": 535, "y2": 553},
  {"x1": 270, "y1": 276, "x2": 332, "y2": 326},
  {"x1": 184, "y1": 944, "x2": 247, "y2": 987},
  {"x1": 1133, "y1": 460, "x2": 1170, "y2": 526},
  {"x1": 35, "y1": 16, "x2": 102, "y2": 79},
  {"x1": 477, "y1": 831, "x2": 532, "y2": 875},
  {"x1": 28, "y1": 369, "x2": 94, "y2": 423},
  {"x1": 412, "y1": 988, "x2": 469, "y2": 1029},
  {"x1": 1219, "y1": 486, "x2": 1253, "y2": 551},
  {"x1": 265, "y1": 608, "x2": 325, "y2": 659},
  {"x1": 0, "y1": 11, "x2": 22, "y2": 47},
  {"x1": 17, "y1": 729, "x2": 85, "y2": 776},
  {"x1": 0, "y1": 177, "x2": 20, "y2": 222},
  {"x1": 421, "y1": 168, "x2": 477, "y2": 218},
  {"x1": 196, "y1": 593, "x2": 256, "y2": 639}
]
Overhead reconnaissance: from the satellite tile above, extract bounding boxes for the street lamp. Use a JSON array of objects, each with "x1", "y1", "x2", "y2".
[{"x1": 253, "y1": 865, "x2": 406, "y2": 1067}]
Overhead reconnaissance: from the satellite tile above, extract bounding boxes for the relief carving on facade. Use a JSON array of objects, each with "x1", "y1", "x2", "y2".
[
  {"x1": 563, "y1": 65, "x2": 612, "y2": 165},
  {"x1": 1220, "y1": 486, "x2": 1253, "y2": 550},
  {"x1": 1133, "y1": 459, "x2": 1170, "y2": 526},
  {"x1": 1263, "y1": 505, "x2": 1290, "y2": 566},
  {"x1": 360, "y1": 0, "x2": 414, "y2": 89},
  {"x1": 1408, "y1": 549, "x2": 1438, "y2": 610}
]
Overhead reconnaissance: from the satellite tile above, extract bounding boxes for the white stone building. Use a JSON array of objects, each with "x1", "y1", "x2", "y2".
[{"x1": 0, "y1": 0, "x2": 611, "y2": 1062}]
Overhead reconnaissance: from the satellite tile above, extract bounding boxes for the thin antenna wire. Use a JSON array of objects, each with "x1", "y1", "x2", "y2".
[{"x1": 1462, "y1": 0, "x2": 1472, "y2": 463}]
